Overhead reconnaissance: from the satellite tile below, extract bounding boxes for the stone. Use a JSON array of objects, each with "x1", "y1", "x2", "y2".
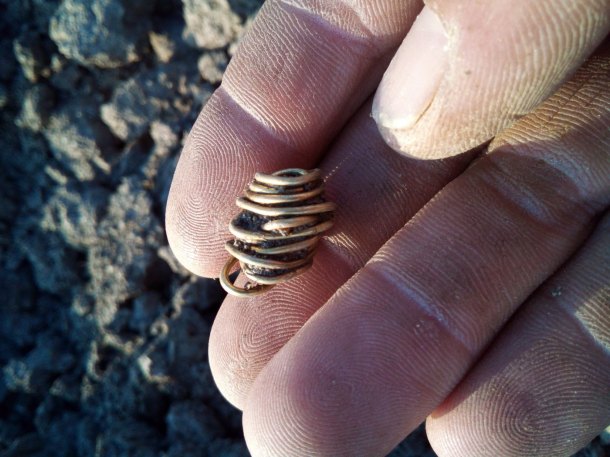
[
  {"x1": 13, "y1": 30, "x2": 53, "y2": 83},
  {"x1": 197, "y1": 51, "x2": 228, "y2": 84},
  {"x1": 16, "y1": 83, "x2": 55, "y2": 132},
  {"x1": 48, "y1": 54, "x2": 84, "y2": 91},
  {"x1": 14, "y1": 223, "x2": 83, "y2": 294},
  {"x1": 149, "y1": 31, "x2": 177, "y2": 63},
  {"x1": 87, "y1": 177, "x2": 165, "y2": 321},
  {"x1": 49, "y1": 0, "x2": 150, "y2": 68},
  {"x1": 150, "y1": 120, "x2": 180, "y2": 150},
  {"x1": 182, "y1": 0, "x2": 242, "y2": 49},
  {"x1": 101, "y1": 63, "x2": 211, "y2": 142},
  {"x1": 40, "y1": 183, "x2": 109, "y2": 249},
  {"x1": 44, "y1": 98, "x2": 119, "y2": 181}
]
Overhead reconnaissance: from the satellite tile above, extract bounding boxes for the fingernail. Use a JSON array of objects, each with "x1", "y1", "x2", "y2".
[{"x1": 373, "y1": 7, "x2": 448, "y2": 130}]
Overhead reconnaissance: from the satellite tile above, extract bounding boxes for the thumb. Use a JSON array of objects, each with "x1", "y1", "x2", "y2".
[{"x1": 372, "y1": 0, "x2": 610, "y2": 159}]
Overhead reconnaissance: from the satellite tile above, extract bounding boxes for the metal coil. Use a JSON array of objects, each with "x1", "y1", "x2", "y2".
[{"x1": 220, "y1": 168, "x2": 336, "y2": 297}]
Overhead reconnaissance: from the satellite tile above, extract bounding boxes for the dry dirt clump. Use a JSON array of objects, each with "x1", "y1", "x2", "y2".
[
  {"x1": 2, "y1": 1, "x2": 259, "y2": 455},
  {"x1": 0, "y1": 1, "x2": 608, "y2": 457}
]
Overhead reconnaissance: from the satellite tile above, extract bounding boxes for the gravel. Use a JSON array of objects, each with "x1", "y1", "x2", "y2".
[{"x1": 0, "y1": 0, "x2": 606, "y2": 456}]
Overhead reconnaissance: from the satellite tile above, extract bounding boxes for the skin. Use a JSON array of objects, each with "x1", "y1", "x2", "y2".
[{"x1": 166, "y1": 1, "x2": 610, "y2": 456}]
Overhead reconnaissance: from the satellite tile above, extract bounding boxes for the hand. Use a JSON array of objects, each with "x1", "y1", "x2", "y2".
[{"x1": 166, "y1": 1, "x2": 610, "y2": 456}]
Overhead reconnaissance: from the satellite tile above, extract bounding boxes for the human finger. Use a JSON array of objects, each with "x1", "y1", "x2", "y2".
[
  {"x1": 208, "y1": 100, "x2": 475, "y2": 409},
  {"x1": 242, "y1": 41, "x2": 610, "y2": 456},
  {"x1": 372, "y1": 0, "x2": 609, "y2": 159},
  {"x1": 165, "y1": 0, "x2": 424, "y2": 277},
  {"x1": 427, "y1": 211, "x2": 610, "y2": 457}
]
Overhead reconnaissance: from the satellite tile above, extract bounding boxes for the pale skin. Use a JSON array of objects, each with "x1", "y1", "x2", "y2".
[{"x1": 166, "y1": 1, "x2": 610, "y2": 456}]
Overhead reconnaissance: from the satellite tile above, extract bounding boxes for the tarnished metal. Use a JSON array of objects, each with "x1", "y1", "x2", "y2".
[{"x1": 220, "y1": 168, "x2": 336, "y2": 297}]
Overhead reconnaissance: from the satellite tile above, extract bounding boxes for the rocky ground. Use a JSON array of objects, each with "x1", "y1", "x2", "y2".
[{"x1": 0, "y1": 1, "x2": 608, "y2": 456}]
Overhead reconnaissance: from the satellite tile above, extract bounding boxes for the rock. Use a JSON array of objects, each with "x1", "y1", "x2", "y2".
[
  {"x1": 16, "y1": 83, "x2": 56, "y2": 132},
  {"x1": 88, "y1": 353, "x2": 171, "y2": 422},
  {"x1": 150, "y1": 120, "x2": 180, "y2": 150},
  {"x1": 49, "y1": 372, "x2": 82, "y2": 403},
  {"x1": 197, "y1": 51, "x2": 228, "y2": 84},
  {"x1": 141, "y1": 305, "x2": 212, "y2": 399},
  {"x1": 100, "y1": 74, "x2": 164, "y2": 142},
  {"x1": 3, "y1": 332, "x2": 75, "y2": 396},
  {"x1": 3, "y1": 360, "x2": 34, "y2": 393},
  {"x1": 48, "y1": 54, "x2": 84, "y2": 91},
  {"x1": 15, "y1": 223, "x2": 83, "y2": 294},
  {"x1": 86, "y1": 177, "x2": 165, "y2": 325},
  {"x1": 100, "y1": 62, "x2": 211, "y2": 142},
  {"x1": 149, "y1": 31, "x2": 177, "y2": 63},
  {"x1": 40, "y1": 183, "x2": 109, "y2": 249},
  {"x1": 149, "y1": 12, "x2": 194, "y2": 63},
  {"x1": 13, "y1": 30, "x2": 53, "y2": 82},
  {"x1": 49, "y1": 0, "x2": 150, "y2": 68},
  {"x1": 44, "y1": 98, "x2": 119, "y2": 181},
  {"x1": 182, "y1": 0, "x2": 242, "y2": 49}
]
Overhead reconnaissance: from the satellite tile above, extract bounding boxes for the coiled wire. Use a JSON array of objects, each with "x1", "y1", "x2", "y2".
[{"x1": 220, "y1": 168, "x2": 336, "y2": 297}]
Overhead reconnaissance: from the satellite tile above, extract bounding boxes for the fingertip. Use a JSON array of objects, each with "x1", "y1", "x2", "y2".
[
  {"x1": 165, "y1": 161, "x2": 231, "y2": 278},
  {"x1": 371, "y1": 5, "x2": 485, "y2": 160},
  {"x1": 372, "y1": 6, "x2": 448, "y2": 132},
  {"x1": 372, "y1": 0, "x2": 610, "y2": 160},
  {"x1": 207, "y1": 302, "x2": 249, "y2": 410}
]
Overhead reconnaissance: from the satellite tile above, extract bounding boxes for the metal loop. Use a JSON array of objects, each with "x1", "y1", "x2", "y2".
[
  {"x1": 219, "y1": 257, "x2": 274, "y2": 297},
  {"x1": 221, "y1": 168, "x2": 335, "y2": 297}
]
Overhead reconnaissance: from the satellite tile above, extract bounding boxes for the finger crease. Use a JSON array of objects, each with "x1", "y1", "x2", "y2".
[
  {"x1": 365, "y1": 264, "x2": 476, "y2": 357},
  {"x1": 216, "y1": 85, "x2": 309, "y2": 161},
  {"x1": 554, "y1": 286, "x2": 610, "y2": 358},
  {"x1": 276, "y1": 0, "x2": 381, "y2": 55}
]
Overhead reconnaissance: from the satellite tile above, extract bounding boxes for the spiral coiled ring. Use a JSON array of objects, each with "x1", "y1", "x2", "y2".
[{"x1": 220, "y1": 168, "x2": 336, "y2": 297}]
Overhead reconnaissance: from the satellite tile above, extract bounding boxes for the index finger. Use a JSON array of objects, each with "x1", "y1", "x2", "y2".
[{"x1": 166, "y1": 0, "x2": 423, "y2": 277}]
